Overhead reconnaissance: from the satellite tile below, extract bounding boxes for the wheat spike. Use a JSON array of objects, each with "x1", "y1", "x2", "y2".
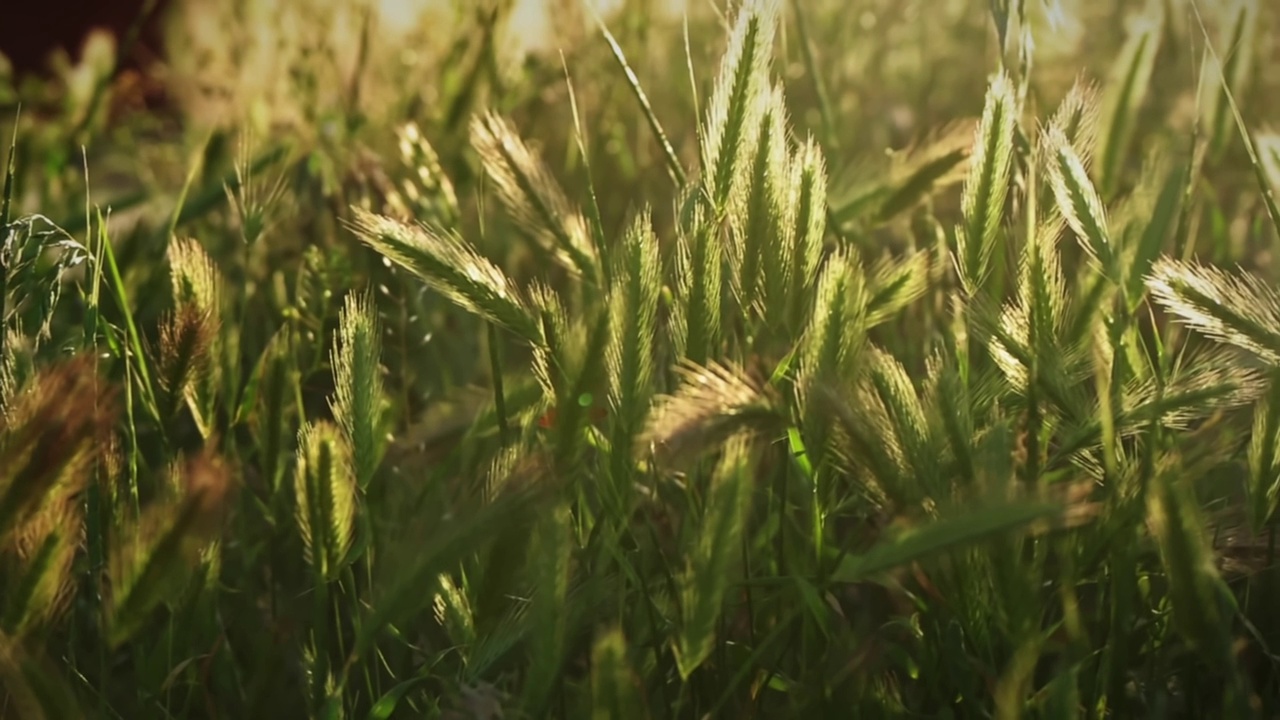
[
  {"x1": 956, "y1": 70, "x2": 1017, "y2": 297},
  {"x1": 470, "y1": 111, "x2": 597, "y2": 280},
  {"x1": 330, "y1": 291, "x2": 386, "y2": 490},
  {"x1": 294, "y1": 421, "x2": 358, "y2": 582},
  {"x1": 1146, "y1": 257, "x2": 1280, "y2": 364},
  {"x1": 350, "y1": 208, "x2": 543, "y2": 345}
]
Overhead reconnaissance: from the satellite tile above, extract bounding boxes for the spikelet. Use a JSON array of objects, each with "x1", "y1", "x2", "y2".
[
  {"x1": 1043, "y1": 124, "x2": 1115, "y2": 274},
  {"x1": 673, "y1": 433, "x2": 754, "y2": 679},
  {"x1": 605, "y1": 210, "x2": 661, "y2": 431},
  {"x1": 166, "y1": 238, "x2": 224, "y2": 435},
  {"x1": 727, "y1": 84, "x2": 790, "y2": 320},
  {"x1": 168, "y1": 237, "x2": 221, "y2": 315},
  {"x1": 786, "y1": 137, "x2": 828, "y2": 329},
  {"x1": 294, "y1": 421, "x2": 358, "y2": 582},
  {"x1": 700, "y1": 0, "x2": 783, "y2": 216},
  {"x1": 330, "y1": 292, "x2": 386, "y2": 490},
  {"x1": 956, "y1": 70, "x2": 1017, "y2": 298},
  {"x1": 671, "y1": 198, "x2": 722, "y2": 365}
]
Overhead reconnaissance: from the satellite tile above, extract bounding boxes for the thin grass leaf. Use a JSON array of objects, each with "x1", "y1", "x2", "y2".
[
  {"x1": 470, "y1": 111, "x2": 598, "y2": 280},
  {"x1": 834, "y1": 499, "x2": 1063, "y2": 582},
  {"x1": 597, "y1": 19, "x2": 686, "y2": 188},
  {"x1": 1096, "y1": 1, "x2": 1162, "y2": 196},
  {"x1": 674, "y1": 434, "x2": 755, "y2": 679},
  {"x1": 1198, "y1": 0, "x2": 1260, "y2": 159},
  {"x1": 350, "y1": 209, "x2": 542, "y2": 345},
  {"x1": 1146, "y1": 257, "x2": 1280, "y2": 364},
  {"x1": 874, "y1": 121, "x2": 975, "y2": 224},
  {"x1": 330, "y1": 291, "x2": 386, "y2": 490}
]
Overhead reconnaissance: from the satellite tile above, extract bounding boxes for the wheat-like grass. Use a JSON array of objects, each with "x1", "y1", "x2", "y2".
[
  {"x1": 1146, "y1": 257, "x2": 1280, "y2": 364},
  {"x1": 470, "y1": 111, "x2": 598, "y2": 280},
  {"x1": 349, "y1": 209, "x2": 543, "y2": 345}
]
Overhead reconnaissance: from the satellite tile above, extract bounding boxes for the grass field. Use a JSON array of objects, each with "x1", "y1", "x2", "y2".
[{"x1": 3, "y1": 0, "x2": 1280, "y2": 716}]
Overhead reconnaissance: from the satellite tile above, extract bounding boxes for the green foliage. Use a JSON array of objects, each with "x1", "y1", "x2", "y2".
[{"x1": 3, "y1": 0, "x2": 1280, "y2": 717}]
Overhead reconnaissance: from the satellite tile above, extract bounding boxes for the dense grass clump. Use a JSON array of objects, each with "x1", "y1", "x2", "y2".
[{"x1": 3, "y1": 0, "x2": 1280, "y2": 716}]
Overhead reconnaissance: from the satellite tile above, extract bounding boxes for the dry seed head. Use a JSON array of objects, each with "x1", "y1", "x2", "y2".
[
  {"x1": 786, "y1": 136, "x2": 828, "y2": 320},
  {"x1": 397, "y1": 121, "x2": 460, "y2": 224},
  {"x1": 0, "y1": 356, "x2": 114, "y2": 544},
  {"x1": 158, "y1": 304, "x2": 217, "y2": 398},
  {"x1": 1047, "y1": 76, "x2": 1102, "y2": 166}
]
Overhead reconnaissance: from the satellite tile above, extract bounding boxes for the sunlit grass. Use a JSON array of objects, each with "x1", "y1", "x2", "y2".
[{"x1": 2, "y1": 0, "x2": 1280, "y2": 717}]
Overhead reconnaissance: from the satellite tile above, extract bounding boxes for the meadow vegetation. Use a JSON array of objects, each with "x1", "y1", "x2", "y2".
[{"x1": 2, "y1": 0, "x2": 1280, "y2": 716}]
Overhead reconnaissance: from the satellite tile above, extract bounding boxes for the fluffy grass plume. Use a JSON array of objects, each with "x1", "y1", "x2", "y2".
[
  {"x1": 956, "y1": 70, "x2": 1017, "y2": 298},
  {"x1": 330, "y1": 291, "x2": 386, "y2": 489},
  {"x1": 606, "y1": 210, "x2": 661, "y2": 436},
  {"x1": 294, "y1": 421, "x2": 358, "y2": 582},
  {"x1": 1146, "y1": 257, "x2": 1280, "y2": 364},
  {"x1": 700, "y1": 0, "x2": 782, "y2": 216},
  {"x1": 397, "y1": 121, "x2": 460, "y2": 226},
  {"x1": 350, "y1": 208, "x2": 543, "y2": 345},
  {"x1": 671, "y1": 197, "x2": 722, "y2": 365},
  {"x1": 640, "y1": 360, "x2": 779, "y2": 465},
  {"x1": 470, "y1": 111, "x2": 598, "y2": 280},
  {"x1": 727, "y1": 84, "x2": 790, "y2": 320},
  {"x1": 786, "y1": 136, "x2": 829, "y2": 328},
  {"x1": 1043, "y1": 123, "x2": 1115, "y2": 274}
]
